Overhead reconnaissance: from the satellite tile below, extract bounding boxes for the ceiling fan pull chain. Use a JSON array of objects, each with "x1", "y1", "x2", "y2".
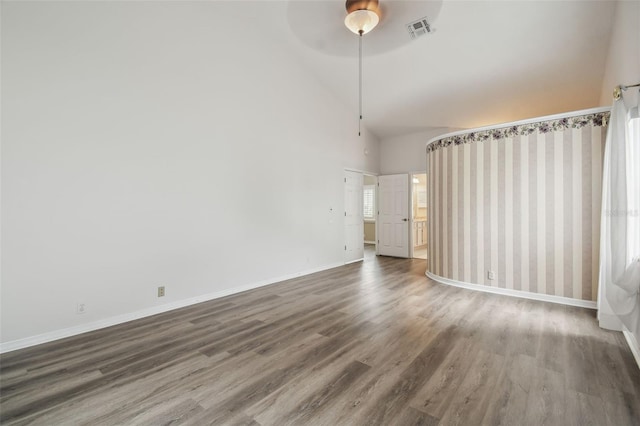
[{"x1": 359, "y1": 30, "x2": 363, "y2": 136}]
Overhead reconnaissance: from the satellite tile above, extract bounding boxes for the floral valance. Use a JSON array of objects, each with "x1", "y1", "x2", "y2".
[{"x1": 426, "y1": 111, "x2": 610, "y2": 153}]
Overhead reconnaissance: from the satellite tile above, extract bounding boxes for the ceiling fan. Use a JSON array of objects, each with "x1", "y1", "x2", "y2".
[
  {"x1": 286, "y1": 0, "x2": 442, "y2": 57},
  {"x1": 287, "y1": 0, "x2": 442, "y2": 135}
]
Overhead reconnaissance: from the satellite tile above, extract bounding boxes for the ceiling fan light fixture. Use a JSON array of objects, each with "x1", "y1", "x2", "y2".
[
  {"x1": 344, "y1": 0, "x2": 380, "y2": 34},
  {"x1": 344, "y1": 9, "x2": 379, "y2": 35}
]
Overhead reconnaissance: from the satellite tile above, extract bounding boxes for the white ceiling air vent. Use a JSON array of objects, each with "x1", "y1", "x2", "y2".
[{"x1": 406, "y1": 17, "x2": 432, "y2": 40}]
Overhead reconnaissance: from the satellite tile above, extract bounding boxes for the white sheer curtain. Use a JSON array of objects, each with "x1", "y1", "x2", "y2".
[{"x1": 599, "y1": 90, "x2": 640, "y2": 335}]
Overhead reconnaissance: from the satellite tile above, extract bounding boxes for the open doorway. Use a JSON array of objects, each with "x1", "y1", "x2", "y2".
[
  {"x1": 344, "y1": 170, "x2": 378, "y2": 264},
  {"x1": 411, "y1": 173, "x2": 428, "y2": 260},
  {"x1": 363, "y1": 174, "x2": 377, "y2": 260}
]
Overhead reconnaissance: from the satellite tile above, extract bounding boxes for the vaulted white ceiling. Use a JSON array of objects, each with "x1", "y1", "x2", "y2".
[{"x1": 256, "y1": 0, "x2": 617, "y2": 139}]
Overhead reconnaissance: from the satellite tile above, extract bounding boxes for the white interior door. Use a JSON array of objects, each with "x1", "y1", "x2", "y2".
[
  {"x1": 378, "y1": 174, "x2": 410, "y2": 258},
  {"x1": 344, "y1": 170, "x2": 364, "y2": 263}
]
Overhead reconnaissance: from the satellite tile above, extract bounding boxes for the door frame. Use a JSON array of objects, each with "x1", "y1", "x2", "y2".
[
  {"x1": 409, "y1": 170, "x2": 427, "y2": 259},
  {"x1": 362, "y1": 173, "x2": 378, "y2": 255},
  {"x1": 344, "y1": 168, "x2": 378, "y2": 261}
]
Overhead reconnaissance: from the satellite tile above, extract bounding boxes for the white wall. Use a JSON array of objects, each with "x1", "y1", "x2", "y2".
[
  {"x1": 379, "y1": 128, "x2": 459, "y2": 174},
  {"x1": 597, "y1": 0, "x2": 640, "y2": 356},
  {"x1": 598, "y1": 0, "x2": 640, "y2": 109},
  {"x1": 0, "y1": 1, "x2": 379, "y2": 347}
]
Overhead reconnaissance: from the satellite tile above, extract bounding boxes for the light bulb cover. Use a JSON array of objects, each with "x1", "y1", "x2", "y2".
[{"x1": 344, "y1": 9, "x2": 380, "y2": 34}]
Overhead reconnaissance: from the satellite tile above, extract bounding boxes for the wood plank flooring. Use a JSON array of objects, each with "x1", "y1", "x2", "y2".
[{"x1": 2, "y1": 248, "x2": 639, "y2": 425}]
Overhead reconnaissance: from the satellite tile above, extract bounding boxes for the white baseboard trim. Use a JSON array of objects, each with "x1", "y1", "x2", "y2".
[
  {"x1": 345, "y1": 257, "x2": 364, "y2": 265},
  {"x1": 622, "y1": 328, "x2": 640, "y2": 371},
  {"x1": 425, "y1": 271, "x2": 597, "y2": 309},
  {"x1": 0, "y1": 261, "x2": 344, "y2": 354}
]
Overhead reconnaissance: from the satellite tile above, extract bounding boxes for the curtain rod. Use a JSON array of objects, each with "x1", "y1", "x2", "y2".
[{"x1": 613, "y1": 82, "x2": 640, "y2": 100}]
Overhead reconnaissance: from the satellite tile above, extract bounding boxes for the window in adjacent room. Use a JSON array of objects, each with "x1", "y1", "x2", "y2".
[{"x1": 363, "y1": 185, "x2": 375, "y2": 220}]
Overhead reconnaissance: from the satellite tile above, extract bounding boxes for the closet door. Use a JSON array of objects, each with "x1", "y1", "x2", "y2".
[{"x1": 344, "y1": 170, "x2": 364, "y2": 263}]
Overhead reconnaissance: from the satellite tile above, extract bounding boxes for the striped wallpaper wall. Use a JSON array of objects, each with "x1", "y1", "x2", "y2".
[{"x1": 426, "y1": 109, "x2": 610, "y2": 301}]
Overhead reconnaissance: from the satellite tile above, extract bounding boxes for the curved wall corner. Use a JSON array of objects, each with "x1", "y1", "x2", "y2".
[{"x1": 426, "y1": 107, "x2": 610, "y2": 303}]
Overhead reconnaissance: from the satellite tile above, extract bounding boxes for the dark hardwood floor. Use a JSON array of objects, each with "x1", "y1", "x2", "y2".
[{"x1": 1, "y1": 248, "x2": 639, "y2": 425}]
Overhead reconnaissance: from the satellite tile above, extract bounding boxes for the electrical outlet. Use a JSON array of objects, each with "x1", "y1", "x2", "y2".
[
  {"x1": 76, "y1": 303, "x2": 86, "y2": 314},
  {"x1": 158, "y1": 286, "x2": 165, "y2": 297},
  {"x1": 488, "y1": 270, "x2": 496, "y2": 280}
]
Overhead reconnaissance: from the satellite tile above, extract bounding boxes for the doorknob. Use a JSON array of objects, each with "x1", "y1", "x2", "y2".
[{"x1": 403, "y1": 218, "x2": 408, "y2": 222}]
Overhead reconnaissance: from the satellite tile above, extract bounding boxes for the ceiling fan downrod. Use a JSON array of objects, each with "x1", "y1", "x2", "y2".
[{"x1": 344, "y1": 0, "x2": 380, "y2": 137}]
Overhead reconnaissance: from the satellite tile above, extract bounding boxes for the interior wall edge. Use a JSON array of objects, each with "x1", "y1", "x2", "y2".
[
  {"x1": 425, "y1": 271, "x2": 597, "y2": 310},
  {"x1": 0, "y1": 260, "x2": 344, "y2": 354},
  {"x1": 599, "y1": 312, "x2": 624, "y2": 332},
  {"x1": 344, "y1": 167, "x2": 378, "y2": 176}
]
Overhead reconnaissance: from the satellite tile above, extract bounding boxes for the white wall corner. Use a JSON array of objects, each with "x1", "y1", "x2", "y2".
[
  {"x1": 598, "y1": 312, "x2": 623, "y2": 331},
  {"x1": 596, "y1": 274, "x2": 624, "y2": 331},
  {"x1": 598, "y1": 0, "x2": 640, "y2": 106}
]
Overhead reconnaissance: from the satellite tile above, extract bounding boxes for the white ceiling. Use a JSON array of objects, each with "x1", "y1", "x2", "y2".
[{"x1": 253, "y1": 1, "x2": 617, "y2": 139}]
